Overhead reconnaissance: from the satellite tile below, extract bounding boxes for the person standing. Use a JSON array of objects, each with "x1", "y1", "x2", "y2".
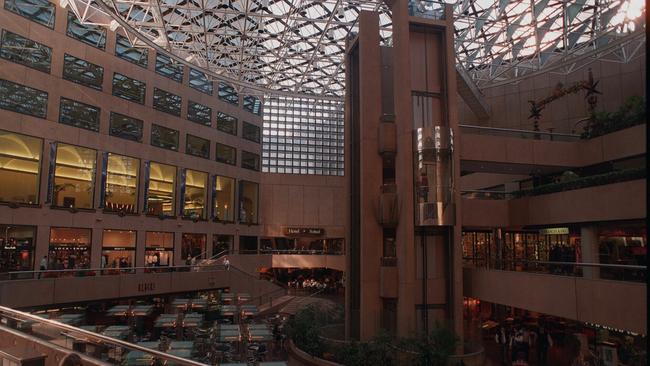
[
  {"x1": 222, "y1": 256, "x2": 230, "y2": 270},
  {"x1": 537, "y1": 326, "x2": 553, "y2": 366},
  {"x1": 495, "y1": 326, "x2": 508, "y2": 365},
  {"x1": 38, "y1": 255, "x2": 47, "y2": 279}
]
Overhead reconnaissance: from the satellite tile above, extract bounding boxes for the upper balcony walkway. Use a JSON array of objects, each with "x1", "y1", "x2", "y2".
[
  {"x1": 459, "y1": 124, "x2": 646, "y2": 174},
  {"x1": 463, "y1": 266, "x2": 647, "y2": 334}
]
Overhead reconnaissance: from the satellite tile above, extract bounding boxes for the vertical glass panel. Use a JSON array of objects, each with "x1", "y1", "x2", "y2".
[
  {"x1": 185, "y1": 134, "x2": 210, "y2": 159},
  {"x1": 187, "y1": 101, "x2": 212, "y2": 126},
  {"x1": 66, "y1": 12, "x2": 106, "y2": 50},
  {"x1": 212, "y1": 234, "x2": 233, "y2": 255},
  {"x1": 0, "y1": 130, "x2": 42, "y2": 205},
  {"x1": 58, "y1": 98, "x2": 100, "y2": 132},
  {"x1": 241, "y1": 151, "x2": 260, "y2": 171},
  {"x1": 0, "y1": 30, "x2": 52, "y2": 73},
  {"x1": 153, "y1": 88, "x2": 181, "y2": 116},
  {"x1": 104, "y1": 153, "x2": 139, "y2": 214},
  {"x1": 112, "y1": 73, "x2": 145, "y2": 104},
  {"x1": 183, "y1": 169, "x2": 207, "y2": 220},
  {"x1": 53, "y1": 144, "x2": 96, "y2": 209},
  {"x1": 216, "y1": 112, "x2": 237, "y2": 135},
  {"x1": 62, "y1": 54, "x2": 104, "y2": 90},
  {"x1": 242, "y1": 121, "x2": 261, "y2": 143},
  {"x1": 181, "y1": 233, "x2": 206, "y2": 261},
  {"x1": 188, "y1": 68, "x2": 212, "y2": 95},
  {"x1": 243, "y1": 95, "x2": 262, "y2": 115},
  {"x1": 0, "y1": 79, "x2": 48, "y2": 118},
  {"x1": 109, "y1": 112, "x2": 143, "y2": 142},
  {"x1": 238, "y1": 180, "x2": 258, "y2": 224},
  {"x1": 155, "y1": 53, "x2": 183, "y2": 82},
  {"x1": 115, "y1": 34, "x2": 148, "y2": 68},
  {"x1": 147, "y1": 162, "x2": 175, "y2": 217},
  {"x1": 145, "y1": 231, "x2": 174, "y2": 268},
  {"x1": 215, "y1": 143, "x2": 236, "y2": 165},
  {"x1": 4, "y1": 0, "x2": 56, "y2": 28},
  {"x1": 48, "y1": 227, "x2": 91, "y2": 272},
  {"x1": 0, "y1": 224, "x2": 36, "y2": 275},
  {"x1": 218, "y1": 82, "x2": 238, "y2": 105},
  {"x1": 150, "y1": 124, "x2": 179, "y2": 151},
  {"x1": 214, "y1": 175, "x2": 234, "y2": 222},
  {"x1": 101, "y1": 229, "x2": 135, "y2": 273}
]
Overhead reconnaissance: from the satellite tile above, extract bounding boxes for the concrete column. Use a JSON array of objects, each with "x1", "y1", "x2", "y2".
[
  {"x1": 135, "y1": 229, "x2": 146, "y2": 273},
  {"x1": 580, "y1": 226, "x2": 599, "y2": 279}
]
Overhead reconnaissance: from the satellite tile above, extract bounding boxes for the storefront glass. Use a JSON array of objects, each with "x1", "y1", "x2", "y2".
[
  {"x1": 101, "y1": 229, "x2": 135, "y2": 274},
  {"x1": 145, "y1": 231, "x2": 174, "y2": 270},
  {"x1": 147, "y1": 162, "x2": 176, "y2": 217},
  {"x1": 0, "y1": 130, "x2": 42, "y2": 205},
  {"x1": 238, "y1": 180, "x2": 258, "y2": 224},
  {"x1": 53, "y1": 144, "x2": 96, "y2": 209},
  {"x1": 212, "y1": 235, "x2": 233, "y2": 255},
  {"x1": 104, "y1": 153, "x2": 139, "y2": 213},
  {"x1": 599, "y1": 226, "x2": 646, "y2": 282},
  {"x1": 48, "y1": 227, "x2": 91, "y2": 274},
  {"x1": 183, "y1": 170, "x2": 207, "y2": 219},
  {"x1": 181, "y1": 233, "x2": 206, "y2": 261},
  {"x1": 0, "y1": 224, "x2": 35, "y2": 277},
  {"x1": 214, "y1": 175, "x2": 235, "y2": 222}
]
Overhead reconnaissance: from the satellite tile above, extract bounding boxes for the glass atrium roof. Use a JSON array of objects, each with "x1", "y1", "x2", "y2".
[{"x1": 65, "y1": 0, "x2": 645, "y2": 98}]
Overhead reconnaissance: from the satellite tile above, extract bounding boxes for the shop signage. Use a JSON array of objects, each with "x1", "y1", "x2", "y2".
[
  {"x1": 539, "y1": 227, "x2": 569, "y2": 235},
  {"x1": 283, "y1": 227, "x2": 325, "y2": 236},
  {"x1": 137, "y1": 283, "x2": 155, "y2": 292}
]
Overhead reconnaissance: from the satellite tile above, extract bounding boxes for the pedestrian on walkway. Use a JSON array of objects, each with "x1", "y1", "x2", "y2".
[
  {"x1": 38, "y1": 256, "x2": 47, "y2": 279},
  {"x1": 222, "y1": 256, "x2": 230, "y2": 270}
]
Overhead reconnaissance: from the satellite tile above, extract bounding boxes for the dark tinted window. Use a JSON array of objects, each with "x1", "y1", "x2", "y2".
[
  {"x1": 63, "y1": 54, "x2": 104, "y2": 90},
  {"x1": 4, "y1": 0, "x2": 55, "y2": 28},
  {"x1": 153, "y1": 88, "x2": 181, "y2": 116},
  {"x1": 187, "y1": 101, "x2": 212, "y2": 126},
  {"x1": 242, "y1": 122, "x2": 260, "y2": 143},
  {"x1": 0, "y1": 79, "x2": 47, "y2": 118},
  {"x1": 109, "y1": 112, "x2": 143, "y2": 142},
  {"x1": 189, "y1": 68, "x2": 212, "y2": 95},
  {"x1": 216, "y1": 112, "x2": 237, "y2": 135},
  {"x1": 0, "y1": 30, "x2": 51, "y2": 73},
  {"x1": 241, "y1": 151, "x2": 260, "y2": 171},
  {"x1": 112, "y1": 73, "x2": 145, "y2": 104},
  {"x1": 59, "y1": 98, "x2": 100, "y2": 132},
  {"x1": 243, "y1": 95, "x2": 262, "y2": 115},
  {"x1": 218, "y1": 82, "x2": 238, "y2": 105},
  {"x1": 186, "y1": 134, "x2": 210, "y2": 159},
  {"x1": 66, "y1": 12, "x2": 106, "y2": 50},
  {"x1": 151, "y1": 124, "x2": 179, "y2": 151},
  {"x1": 155, "y1": 53, "x2": 183, "y2": 82},
  {"x1": 115, "y1": 34, "x2": 148, "y2": 68},
  {"x1": 216, "y1": 143, "x2": 236, "y2": 165}
]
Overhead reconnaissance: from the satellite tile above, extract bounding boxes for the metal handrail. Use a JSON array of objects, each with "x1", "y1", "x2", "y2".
[
  {"x1": 0, "y1": 305, "x2": 205, "y2": 366},
  {"x1": 5, "y1": 263, "x2": 227, "y2": 277},
  {"x1": 258, "y1": 249, "x2": 344, "y2": 255},
  {"x1": 463, "y1": 258, "x2": 646, "y2": 270},
  {"x1": 459, "y1": 124, "x2": 582, "y2": 139}
]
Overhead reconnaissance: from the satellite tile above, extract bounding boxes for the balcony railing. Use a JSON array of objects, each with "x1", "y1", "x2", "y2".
[
  {"x1": 462, "y1": 258, "x2": 646, "y2": 283},
  {"x1": 459, "y1": 124, "x2": 581, "y2": 142}
]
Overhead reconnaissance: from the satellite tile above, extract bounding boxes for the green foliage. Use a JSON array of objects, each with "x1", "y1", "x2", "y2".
[
  {"x1": 585, "y1": 95, "x2": 646, "y2": 138},
  {"x1": 335, "y1": 330, "x2": 396, "y2": 366},
  {"x1": 398, "y1": 323, "x2": 459, "y2": 366},
  {"x1": 286, "y1": 304, "x2": 326, "y2": 356},
  {"x1": 512, "y1": 167, "x2": 646, "y2": 198}
]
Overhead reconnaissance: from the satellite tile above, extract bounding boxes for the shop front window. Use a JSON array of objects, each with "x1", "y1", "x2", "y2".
[
  {"x1": 48, "y1": 227, "x2": 91, "y2": 275},
  {"x1": 104, "y1": 153, "x2": 139, "y2": 213},
  {"x1": 214, "y1": 175, "x2": 234, "y2": 222},
  {"x1": 213, "y1": 235, "x2": 233, "y2": 255},
  {"x1": 239, "y1": 236, "x2": 258, "y2": 254},
  {"x1": 0, "y1": 130, "x2": 42, "y2": 205},
  {"x1": 101, "y1": 229, "x2": 135, "y2": 274},
  {"x1": 53, "y1": 144, "x2": 96, "y2": 209},
  {"x1": 181, "y1": 233, "x2": 206, "y2": 262},
  {"x1": 183, "y1": 170, "x2": 207, "y2": 220},
  {"x1": 0, "y1": 224, "x2": 35, "y2": 278},
  {"x1": 238, "y1": 180, "x2": 258, "y2": 224},
  {"x1": 145, "y1": 231, "x2": 174, "y2": 271},
  {"x1": 146, "y1": 162, "x2": 176, "y2": 217}
]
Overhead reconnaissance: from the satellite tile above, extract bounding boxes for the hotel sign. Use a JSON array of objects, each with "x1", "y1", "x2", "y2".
[
  {"x1": 539, "y1": 227, "x2": 569, "y2": 235},
  {"x1": 283, "y1": 227, "x2": 325, "y2": 236}
]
